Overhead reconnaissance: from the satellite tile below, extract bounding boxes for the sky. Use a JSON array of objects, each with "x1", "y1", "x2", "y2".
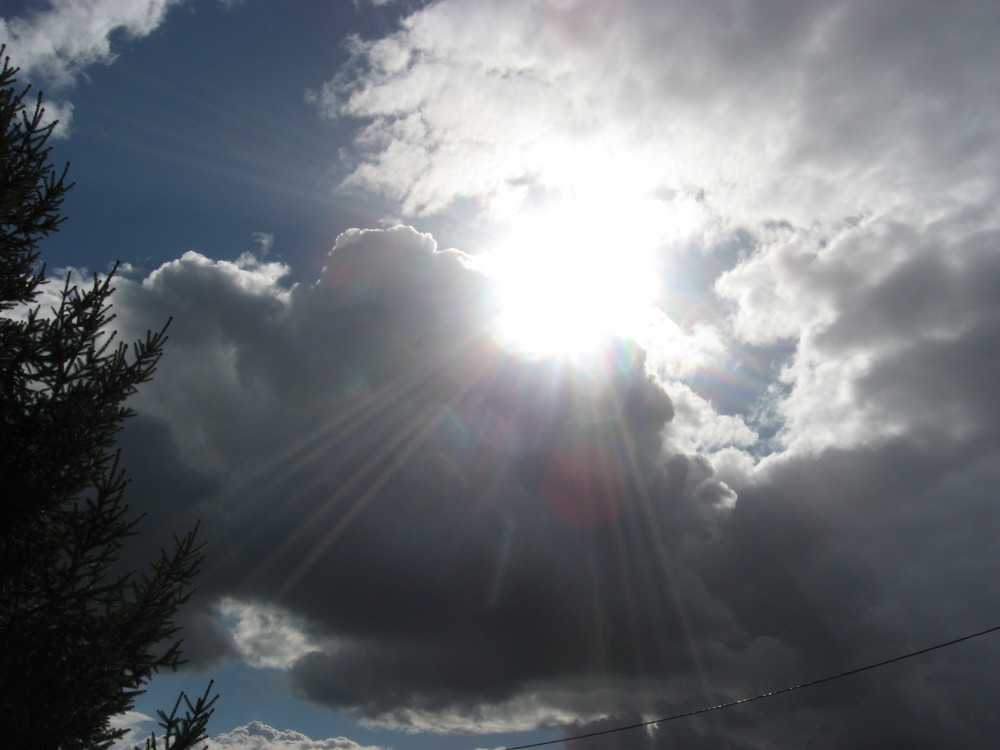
[{"x1": 4, "y1": 0, "x2": 1000, "y2": 748}]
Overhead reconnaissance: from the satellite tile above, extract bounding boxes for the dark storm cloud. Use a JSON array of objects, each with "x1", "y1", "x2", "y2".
[{"x1": 111, "y1": 225, "x2": 741, "y2": 730}]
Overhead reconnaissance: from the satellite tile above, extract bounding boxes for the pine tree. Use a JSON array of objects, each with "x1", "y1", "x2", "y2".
[{"x1": 0, "y1": 46, "x2": 216, "y2": 749}]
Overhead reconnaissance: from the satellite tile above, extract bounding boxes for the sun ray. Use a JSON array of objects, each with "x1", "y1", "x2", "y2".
[{"x1": 258, "y1": 332, "x2": 509, "y2": 597}]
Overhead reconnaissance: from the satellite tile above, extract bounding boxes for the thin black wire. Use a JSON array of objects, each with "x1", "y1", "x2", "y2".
[{"x1": 501, "y1": 623, "x2": 1000, "y2": 749}]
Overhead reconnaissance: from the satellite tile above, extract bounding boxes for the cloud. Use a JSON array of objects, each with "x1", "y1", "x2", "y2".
[
  {"x1": 119, "y1": 716, "x2": 384, "y2": 750},
  {"x1": 104, "y1": 202, "x2": 1000, "y2": 745},
  {"x1": 35, "y1": 96, "x2": 74, "y2": 139},
  {"x1": 714, "y1": 210, "x2": 1000, "y2": 457},
  {"x1": 0, "y1": 0, "x2": 182, "y2": 87},
  {"x1": 108, "y1": 710, "x2": 155, "y2": 750},
  {"x1": 249, "y1": 232, "x2": 275, "y2": 257},
  {"x1": 318, "y1": 0, "x2": 1000, "y2": 226},
  {"x1": 105, "y1": 224, "x2": 743, "y2": 732},
  {"x1": 218, "y1": 598, "x2": 332, "y2": 670},
  {"x1": 206, "y1": 722, "x2": 384, "y2": 750},
  {"x1": 1, "y1": 0, "x2": 184, "y2": 137}
]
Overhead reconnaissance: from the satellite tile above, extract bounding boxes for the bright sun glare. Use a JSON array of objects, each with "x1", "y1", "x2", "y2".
[{"x1": 480, "y1": 185, "x2": 676, "y2": 358}]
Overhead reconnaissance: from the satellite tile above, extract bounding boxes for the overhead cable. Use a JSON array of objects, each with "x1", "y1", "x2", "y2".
[{"x1": 501, "y1": 622, "x2": 1000, "y2": 749}]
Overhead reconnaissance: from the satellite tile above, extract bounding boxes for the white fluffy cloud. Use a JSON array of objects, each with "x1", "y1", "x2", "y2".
[
  {"x1": 218, "y1": 598, "x2": 333, "y2": 670},
  {"x1": 1, "y1": 0, "x2": 185, "y2": 135},
  {"x1": 115, "y1": 718, "x2": 383, "y2": 750},
  {"x1": 321, "y1": 0, "x2": 1000, "y2": 226},
  {"x1": 207, "y1": 722, "x2": 384, "y2": 750},
  {"x1": 0, "y1": 0, "x2": 182, "y2": 84}
]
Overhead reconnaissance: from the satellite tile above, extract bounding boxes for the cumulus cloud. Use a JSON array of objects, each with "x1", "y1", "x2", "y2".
[
  {"x1": 107, "y1": 224, "x2": 741, "y2": 733},
  {"x1": 103, "y1": 214, "x2": 1000, "y2": 748},
  {"x1": 105, "y1": 214, "x2": 1000, "y2": 746},
  {"x1": 206, "y1": 722, "x2": 384, "y2": 750},
  {"x1": 34, "y1": 96, "x2": 74, "y2": 139}
]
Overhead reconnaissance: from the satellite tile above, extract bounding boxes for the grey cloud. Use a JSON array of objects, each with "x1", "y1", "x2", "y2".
[
  {"x1": 813, "y1": 222, "x2": 1000, "y2": 355},
  {"x1": 109, "y1": 210, "x2": 1000, "y2": 743},
  {"x1": 110, "y1": 226, "x2": 749, "y2": 728},
  {"x1": 687, "y1": 436, "x2": 1000, "y2": 748}
]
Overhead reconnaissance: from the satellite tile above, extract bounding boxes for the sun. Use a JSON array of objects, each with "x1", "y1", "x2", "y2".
[{"x1": 478, "y1": 187, "x2": 670, "y2": 358}]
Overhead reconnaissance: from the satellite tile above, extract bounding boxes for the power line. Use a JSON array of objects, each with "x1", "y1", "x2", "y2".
[{"x1": 501, "y1": 623, "x2": 1000, "y2": 749}]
